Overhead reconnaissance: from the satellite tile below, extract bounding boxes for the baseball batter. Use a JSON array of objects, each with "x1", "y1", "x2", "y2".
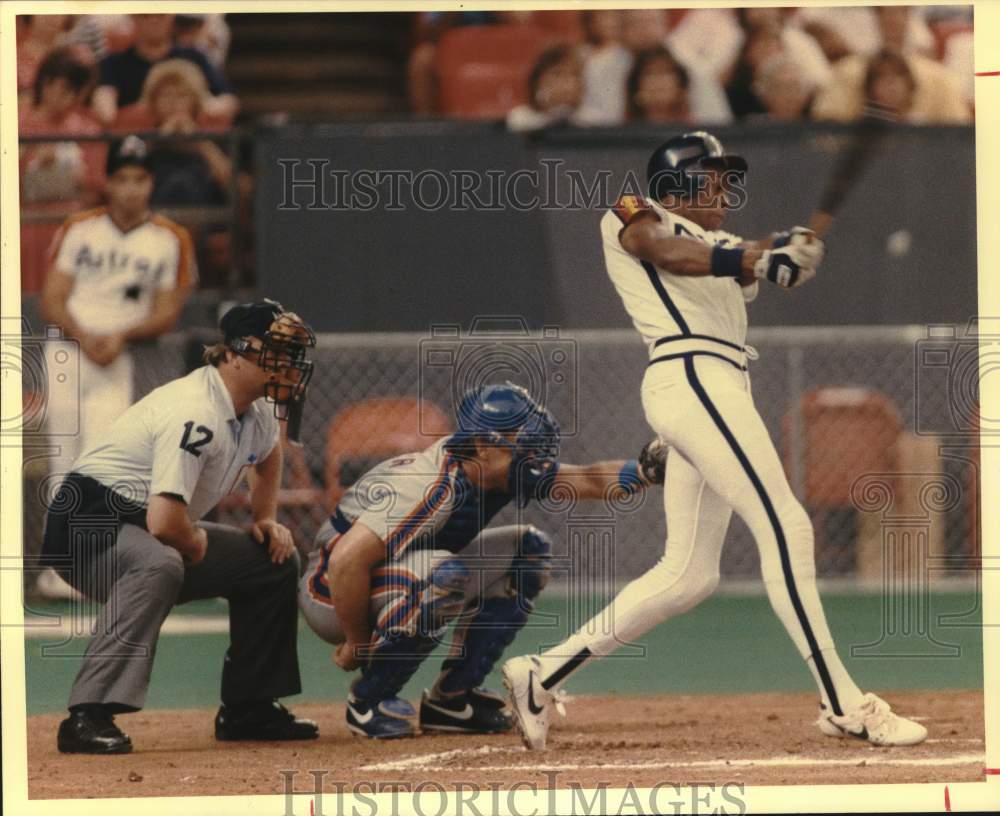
[
  {"x1": 298, "y1": 382, "x2": 666, "y2": 739},
  {"x1": 41, "y1": 299, "x2": 319, "y2": 753},
  {"x1": 503, "y1": 131, "x2": 926, "y2": 749}
]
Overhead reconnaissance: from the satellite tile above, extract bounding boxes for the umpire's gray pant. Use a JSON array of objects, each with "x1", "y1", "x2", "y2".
[{"x1": 64, "y1": 521, "x2": 302, "y2": 713}]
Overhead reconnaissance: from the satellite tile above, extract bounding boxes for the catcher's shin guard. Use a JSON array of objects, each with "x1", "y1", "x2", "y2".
[
  {"x1": 353, "y1": 558, "x2": 470, "y2": 701},
  {"x1": 436, "y1": 527, "x2": 553, "y2": 695}
]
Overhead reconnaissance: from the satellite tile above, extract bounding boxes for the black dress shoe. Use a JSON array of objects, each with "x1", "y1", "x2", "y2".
[
  {"x1": 58, "y1": 707, "x2": 133, "y2": 754},
  {"x1": 215, "y1": 700, "x2": 319, "y2": 741}
]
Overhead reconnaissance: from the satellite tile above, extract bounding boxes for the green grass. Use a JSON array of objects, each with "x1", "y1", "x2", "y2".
[{"x1": 21, "y1": 592, "x2": 983, "y2": 715}]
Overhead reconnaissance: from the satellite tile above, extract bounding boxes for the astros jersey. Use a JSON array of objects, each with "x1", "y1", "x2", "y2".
[
  {"x1": 73, "y1": 365, "x2": 279, "y2": 521},
  {"x1": 49, "y1": 207, "x2": 196, "y2": 336},
  {"x1": 601, "y1": 195, "x2": 753, "y2": 355}
]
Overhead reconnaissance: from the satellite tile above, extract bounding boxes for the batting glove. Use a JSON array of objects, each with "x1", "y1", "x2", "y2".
[
  {"x1": 754, "y1": 247, "x2": 817, "y2": 289},
  {"x1": 773, "y1": 226, "x2": 826, "y2": 266}
]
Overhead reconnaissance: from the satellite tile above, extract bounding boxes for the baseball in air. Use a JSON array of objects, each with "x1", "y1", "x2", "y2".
[{"x1": 886, "y1": 229, "x2": 912, "y2": 257}]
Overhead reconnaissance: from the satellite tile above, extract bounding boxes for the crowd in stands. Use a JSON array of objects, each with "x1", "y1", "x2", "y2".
[
  {"x1": 17, "y1": 13, "x2": 237, "y2": 291},
  {"x1": 17, "y1": 7, "x2": 975, "y2": 292},
  {"x1": 403, "y1": 6, "x2": 972, "y2": 131}
]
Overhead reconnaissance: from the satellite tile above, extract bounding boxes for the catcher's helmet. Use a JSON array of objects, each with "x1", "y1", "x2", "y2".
[
  {"x1": 647, "y1": 131, "x2": 747, "y2": 202},
  {"x1": 450, "y1": 382, "x2": 560, "y2": 503}
]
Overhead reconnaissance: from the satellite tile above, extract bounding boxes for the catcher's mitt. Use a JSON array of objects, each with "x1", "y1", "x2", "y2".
[{"x1": 638, "y1": 438, "x2": 667, "y2": 485}]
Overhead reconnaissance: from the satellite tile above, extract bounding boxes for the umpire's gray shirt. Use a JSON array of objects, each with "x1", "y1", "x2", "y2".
[{"x1": 73, "y1": 365, "x2": 279, "y2": 519}]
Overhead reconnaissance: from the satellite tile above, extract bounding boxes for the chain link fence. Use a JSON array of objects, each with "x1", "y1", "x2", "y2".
[{"x1": 90, "y1": 322, "x2": 978, "y2": 586}]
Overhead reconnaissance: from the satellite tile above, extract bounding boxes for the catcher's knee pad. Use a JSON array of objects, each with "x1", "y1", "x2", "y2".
[
  {"x1": 511, "y1": 526, "x2": 553, "y2": 602},
  {"x1": 437, "y1": 594, "x2": 530, "y2": 695},
  {"x1": 376, "y1": 557, "x2": 470, "y2": 640}
]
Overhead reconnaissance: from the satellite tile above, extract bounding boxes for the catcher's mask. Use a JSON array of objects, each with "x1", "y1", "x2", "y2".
[{"x1": 220, "y1": 299, "x2": 317, "y2": 420}]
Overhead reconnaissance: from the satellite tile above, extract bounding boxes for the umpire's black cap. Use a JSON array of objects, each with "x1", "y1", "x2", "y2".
[
  {"x1": 220, "y1": 299, "x2": 286, "y2": 343},
  {"x1": 106, "y1": 134, "x2": 152, "y2": 176}
]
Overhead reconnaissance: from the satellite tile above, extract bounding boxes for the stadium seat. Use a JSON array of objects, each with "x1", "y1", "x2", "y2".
[
  {"x1": 782, "y1": 387, "x2": 903, "y2": 572},
  {"x1": 783, "y1": 386, "x2": 903, "y2": 507},
  {"x1": 435, "y1": 24, "x2": 550, "y2": 118},
  {"x1": 324, "y1": 397, "x2": 453, "y2": 509},
  {"x1": 531, "y1": 11, "x2": 583, "y2": 42}
]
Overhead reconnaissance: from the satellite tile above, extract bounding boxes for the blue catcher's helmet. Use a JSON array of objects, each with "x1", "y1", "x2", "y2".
[
  {"x1": 647, "y1": 130, "x2": 747, "y2": 202},
  {"x1": 451, "y1": 383, "x2": 560, "y2": 503}
]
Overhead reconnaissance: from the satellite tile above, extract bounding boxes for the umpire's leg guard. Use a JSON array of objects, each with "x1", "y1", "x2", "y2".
[
  {"x1": 352, "y1": 557, "x2": 470, "y2": 702},
  {"x1": 435, "y1": 526, "x2": 553, "y2": 696}
]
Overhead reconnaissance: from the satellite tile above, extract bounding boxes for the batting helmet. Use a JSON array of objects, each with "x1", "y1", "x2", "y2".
[{"x1": 647, "y1": 131, "x2": 748, "y2": 202}]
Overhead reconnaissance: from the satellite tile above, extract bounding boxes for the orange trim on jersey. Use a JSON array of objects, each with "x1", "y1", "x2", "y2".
[
  {"x1": 46, "y1": 206, "x2": 109, "y2": 265},
  {"x1": 383, "y1": 456, "x2": 458, "y2": 560},
  {"x1": 612, "y1": 195, "x2": 652, "y2": 227},
  {"x1": 151, "y1": 214, "x2": 197, "y2": 288}
]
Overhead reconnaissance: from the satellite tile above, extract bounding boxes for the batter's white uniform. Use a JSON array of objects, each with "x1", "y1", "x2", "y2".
[
  {"x1": 538, "y1": 195, "x2": 862, "y2": 717},
  {"x1": 45, "y1": 206, "x2": 196, "y2": 479}
]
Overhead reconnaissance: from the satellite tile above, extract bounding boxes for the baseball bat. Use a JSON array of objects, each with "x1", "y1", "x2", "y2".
[{"x1": 807, "y1": 104, "x2": 897, "y2": 239}]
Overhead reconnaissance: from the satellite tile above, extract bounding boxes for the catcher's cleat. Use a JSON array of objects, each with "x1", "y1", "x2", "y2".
[
  {"x1": 817, "y1": 693, "x2": 927, "y2": 746},
  {"x1": 215, "y1": 700, "x2": 318, "y2": 741},
  {"x1": 346, "y1": 694, "x2": 416, "y2": 739},
  {"x1": 419, "y1": 687, "x2": 513, "y2": 734},
  {"x1": 501, "y1": 655, "x2": 569, "y2": 751},
  {"x1": 58, "y1": 707, "x2": 133, "y2": 754}
]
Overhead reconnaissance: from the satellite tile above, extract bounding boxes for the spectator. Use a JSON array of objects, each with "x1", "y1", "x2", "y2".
[
  {"x1": 174, "y1": 13, "x2": 232, "y2": 70},
  {"x1": 864, "y1": 50, "x2": 918, "y2": 119},
  {"x1": 793, "y1": 5, "x2": 934, "y2": 63},
  {"x1": 19, "y1": 48, "x2": 104, "y2": 205},
  {"x1": 724, "y1": 23, "x2": 784, "y2": 119},
  {"x1": 19, "y1": 48, "x2": 106, "y2": 297},
  {"x1": 811, "y1": 7, "x2": 970, "y2": 124},
  {"x1": 17, "y1": 15, "x2": 74, "y2": 103},
  {"x1": 122, "y1": 60, "x2": 233, "y2": 206},
  {"x1": 751, "y1": 53, "x2": 816, "y2": 122},
  {"x1": 620, "y1": 8, "x2": 732, "y2": 124},
  {"x1": 92, "y1": 14, "x2": 237, "y2": 126},
  {"x1": 578, "y1": 10, "x2": 632, "y2": 125},
  {"x1": 626, "y1": 46, "x2": 690, "y2": 124},
  {"x1": 506, "y1": 45, "x2": 588, "y2": 132}
]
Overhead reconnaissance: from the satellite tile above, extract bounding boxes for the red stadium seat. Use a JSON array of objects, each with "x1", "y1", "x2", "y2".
[
  {"x1": 532, "y1": 11, "x2": 583, "y2": 42},
  {"x1": 435, "y1": 24, "x2": 550, "y2": 118},
  {"x1": 781, "y1": 387, "x2": 903, "y2": 571},
  {"x1": 324, "y1": 397, "x2": 453, "y2": 509},
  {"x1": 782, "y1": 386, "x2": 903, "y2": 508}
]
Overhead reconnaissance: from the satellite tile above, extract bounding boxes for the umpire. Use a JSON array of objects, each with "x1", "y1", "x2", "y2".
[{"x1": 41, "y1": 299, "x2": 319, "y2": 754}]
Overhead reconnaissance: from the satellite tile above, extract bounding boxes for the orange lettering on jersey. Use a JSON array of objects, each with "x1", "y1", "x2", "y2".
[{"x1": 612, "y1": 195, "x2": 652, "y2": 227}]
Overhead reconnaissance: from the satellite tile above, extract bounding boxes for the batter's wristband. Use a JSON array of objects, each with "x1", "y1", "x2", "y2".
[
  {"x1": 617, "y1": 459, "x2": 645, "y2": 494},
  {"x1": 710, "y1": 245, "x2": 745, "y2": 278}
]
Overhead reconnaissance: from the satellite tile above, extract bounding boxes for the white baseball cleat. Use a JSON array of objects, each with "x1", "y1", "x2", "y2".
[
  {"x1": 501, "y1": 655, "x2": 569, "y2": 751},
  {"x1": 817, "y1": 693, "x2": 927, "y2": 746}
]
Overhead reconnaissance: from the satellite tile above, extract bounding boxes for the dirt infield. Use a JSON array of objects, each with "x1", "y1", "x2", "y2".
[{"x1": 26, "y1": 690, "x2": 984, "y2": 799}]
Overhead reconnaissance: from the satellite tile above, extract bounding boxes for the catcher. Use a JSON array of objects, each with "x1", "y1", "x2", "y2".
[{"x1": 298, "y1": 382, "x2": 666, "y2": 738}]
